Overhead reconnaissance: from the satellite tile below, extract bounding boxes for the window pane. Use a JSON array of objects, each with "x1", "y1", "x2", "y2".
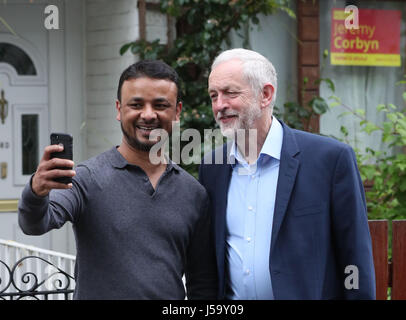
[
  {"x1": 0, "y1": 43, "x2": 37, "y2": 75},
  {"x1": 22, "y1": 114, "x2": 39, "y2": 175},
  {"x1": 319, "y1": 0, "x2": 406, "y2": 155}
]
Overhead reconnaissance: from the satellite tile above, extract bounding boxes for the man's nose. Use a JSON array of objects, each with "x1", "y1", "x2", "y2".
[
  {"x1": 212, "y1": 93, "x2": 227, "y2": 114},
  {"x1": 140, "y1": 104, "x2": 157, "y2": 121}
]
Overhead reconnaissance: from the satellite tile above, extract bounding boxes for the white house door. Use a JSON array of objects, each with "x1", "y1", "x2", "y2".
[{"x1": 0, "y1": 2, "x2": 51, "y2": 249}]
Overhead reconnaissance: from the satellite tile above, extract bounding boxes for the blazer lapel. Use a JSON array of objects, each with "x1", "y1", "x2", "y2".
[
  {"x1": 211, "y1": 144, "x2": 232, "y2": 298},
  {"x1": 215, "y1": 143, "x2": 233, "y2": 247},
  {"x1": 271, "y1": 121, "x2": 300, "y2": 253},
  {"x1": 214, "y1": 162, "x2": 232, "y2": 248}
]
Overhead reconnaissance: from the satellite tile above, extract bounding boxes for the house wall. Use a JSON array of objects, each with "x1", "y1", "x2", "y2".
[
  {"x1": 249, "y1": 9, "x2": 298, "y2": 114},
  {"x1": 0, "y1": 0, "x2": 87, "y2": 255},
  {"x1": 85, "y1": 0, "x2": 138, "y2": 159}
]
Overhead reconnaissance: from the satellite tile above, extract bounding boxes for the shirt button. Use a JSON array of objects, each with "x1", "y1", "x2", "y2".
[
  {"x1": 245, "y1": 269, "x2": 250, "y2": 275},
  {"x1": 248, "y1": 206, "x2": 253, "y2": 211},
  {"x1": 246, "y1": 237, "x2": 251, "y2": 242},
  {"x1": 251, "y1": 175, "x2": 256, "y2": 179}
]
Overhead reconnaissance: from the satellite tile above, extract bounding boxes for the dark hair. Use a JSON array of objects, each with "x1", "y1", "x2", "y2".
[{"x1": 117, "y1": 60, "x2": 181, "y2": 103}]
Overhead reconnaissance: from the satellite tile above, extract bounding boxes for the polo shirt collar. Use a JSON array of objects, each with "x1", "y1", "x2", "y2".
[
  {"x1": 109, "y1": 146, "x2": 128, "y2": 169},
  {"x1": 108, "y1": 146, "x2": 179, "y2": 172}
]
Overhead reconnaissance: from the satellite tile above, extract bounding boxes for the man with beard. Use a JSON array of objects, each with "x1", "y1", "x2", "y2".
[
  {"x1": 18, "y1": 60, "x2": 217, "y2": 300},
  {"x1": 199, "y1": 49, "x2": 375, "y2": 299}
]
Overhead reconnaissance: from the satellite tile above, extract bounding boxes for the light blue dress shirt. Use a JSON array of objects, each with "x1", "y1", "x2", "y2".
[{"x1": 225, "y1": 117, "x2": 283, "y2": 300}]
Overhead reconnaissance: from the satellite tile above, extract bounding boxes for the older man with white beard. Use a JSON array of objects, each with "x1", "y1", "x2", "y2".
[{"x1": 199, "y1": 48, "x2": 375, "y2": 300}]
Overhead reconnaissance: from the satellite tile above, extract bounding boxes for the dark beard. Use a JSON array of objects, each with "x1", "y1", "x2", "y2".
[{"x1": 121, "y1": 122, "x2": 155, "y2": 152}]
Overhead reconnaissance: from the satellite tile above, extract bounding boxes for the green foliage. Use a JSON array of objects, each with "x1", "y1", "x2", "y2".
[
  {"x1": 120, "y1": 0, "x2": 295, "y2": 177},
  {"x1": 119, "y1": 0, "x2": 405, "y2": 227},
  {"x1": 334, "y1": 90, "x2": 406, "y2": 221},
  {"x1": 274, "y1": 78, "x2": 331, "y2": 133}
]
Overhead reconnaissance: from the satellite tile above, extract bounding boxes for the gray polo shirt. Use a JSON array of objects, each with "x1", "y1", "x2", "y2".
[{"x1": 18, "y1": 147, "x2": 217, "y2": 300}]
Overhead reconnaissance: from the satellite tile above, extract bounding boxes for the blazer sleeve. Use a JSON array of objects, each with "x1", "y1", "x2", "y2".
[
  {"x1": 185, "y1": 194, "x2": 218, "y2": 299},
  {"x1": 331, "y1": 145, "x2": 376, "y2": 299}
]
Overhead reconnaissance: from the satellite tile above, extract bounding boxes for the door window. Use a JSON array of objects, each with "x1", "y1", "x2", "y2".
[{"x1": 0, "y1": 43, "x2": 37, "y2": 75}]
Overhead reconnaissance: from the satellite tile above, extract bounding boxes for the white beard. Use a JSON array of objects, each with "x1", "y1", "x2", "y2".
[{"x1": 217, "y1": 100, "x2": 262, "y2": 139}]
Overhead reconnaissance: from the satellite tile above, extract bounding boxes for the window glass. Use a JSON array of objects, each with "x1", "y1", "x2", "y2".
[
  {"x1": 0, "y1": 43, "x2": 37, "y2": 75},
  {"x1": 22, "y1": 114, "x2": 39, "y2": 175},
  {"x1": 319, "y1": 1, "x2": 406, "y2": 155}
]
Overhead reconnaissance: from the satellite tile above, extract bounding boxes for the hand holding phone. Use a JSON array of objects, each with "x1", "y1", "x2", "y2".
[
  {"x1": 50, "y1": 133, "x2": 73, "y2": 184},
  {"x1": 31, "y1": 133, "x2": 75, "y2": 197}
]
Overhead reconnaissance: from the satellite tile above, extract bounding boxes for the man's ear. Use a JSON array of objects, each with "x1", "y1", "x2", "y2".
[
  {"x1": 115, "y1": 100, "x2": 122, "y2": 121},
  {"x1": 175, "y1": 101, "x2": 182, "y2": 122},
  {"x1": 260, "y1": 84, "x2": 274, "y2": 109}
]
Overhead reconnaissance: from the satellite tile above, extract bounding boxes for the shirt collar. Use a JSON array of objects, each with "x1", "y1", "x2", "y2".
[
  {"x1": 260, "y1": 116, "x2": 283, "y2": 161},
  {"x1": 108, "y1": 146, "x2": 179, "y2": 172},
  {"x1": 228, "y1": 116, "x2": 283, "y2": 166},
  {"x1": 109, "y1": 146, "x2": 128, "y2": 168}
]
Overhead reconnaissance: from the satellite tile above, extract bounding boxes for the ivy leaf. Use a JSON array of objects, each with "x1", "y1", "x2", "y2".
[
  {"x1": 340, "y1": 125, "x2": 349, "y2": 137},
  {"x1": 324, "y1": 78, "x2": 335, "y2": 92},
  {"x1": 120, "y1": 43, "x2": 133, "y2": 55},
  {"x1": 329, "y1": 102, "x2": 341, "y2": 108},
  {"x1": 363, "y1": 122, "x2": 380, "y2": 135},
  {"x1": 315, "y1": 78, "x2": 335, "y2": 92},
  {"x1": 387, "y1": 113, "x2": 398, "y2": 123},
  {"x1": 382, "y1": 122, "x2": 394, "y2": 142},
  {"x1": 377, "y1": 104, "x2": 387, "y2": 112},
  {"x1": 363, "y1": 165, "x2": 377, "y2": 181},
  {"x1": 338, "y1": 111, "x2": 353, "y2": 119},
  {"x1": 310, "y1": 97, "x2": 329, "y2": 115},
  {"x1": 279, "y1": 6, "x2": 296, "y2": 18},
  {"x1": 355, "y1": 108, "x2": 365, "y2": 117}
]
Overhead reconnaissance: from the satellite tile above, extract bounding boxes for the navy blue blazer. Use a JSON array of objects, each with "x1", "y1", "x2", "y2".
[{"x1": 198, "y1": 120, "x2": 376, "y2": 300}]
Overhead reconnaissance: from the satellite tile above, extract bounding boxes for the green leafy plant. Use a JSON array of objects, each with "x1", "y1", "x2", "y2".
[
  {"x1": 274, "y1": 76, "x2": 332, "y2": 132},
  {"x1": 333, "y1": 86, "x2": 406, "y2": 221},
  {"x1": 120, "y1": 0, "x2": 295, "y2": 177}
]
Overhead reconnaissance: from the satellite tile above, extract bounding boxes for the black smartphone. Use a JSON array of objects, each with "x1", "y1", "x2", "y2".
[{"x1": 50, "y1": 133, "x2": 73, "y2": 184}]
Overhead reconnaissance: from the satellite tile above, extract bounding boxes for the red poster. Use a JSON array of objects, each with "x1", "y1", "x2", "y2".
[{"x1": 331, "y1": 9, "x2": 401, "y2": 66}]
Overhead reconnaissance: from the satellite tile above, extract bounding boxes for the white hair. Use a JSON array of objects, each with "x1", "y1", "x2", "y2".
[{"x1": 211, "y1": 48, "x2": 278, "y2": 111}]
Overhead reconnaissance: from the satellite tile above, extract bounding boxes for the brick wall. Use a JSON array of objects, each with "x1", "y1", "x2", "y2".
[{"x1": 297, "y1": 0, "x2": 320, "y2": 133}]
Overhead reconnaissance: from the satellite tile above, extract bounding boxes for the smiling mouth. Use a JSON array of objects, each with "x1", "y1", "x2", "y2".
[
  {"x1": 136, "y1": 125, "x2": 159, "y2": 131},
  {"x1": 219, "y1": 115, "x2": 238, "y2": 122}
]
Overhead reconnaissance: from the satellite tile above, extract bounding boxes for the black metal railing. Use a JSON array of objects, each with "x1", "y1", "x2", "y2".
[{"x1": 0, "y1": 256, "x2": 75, "y2": 300}]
